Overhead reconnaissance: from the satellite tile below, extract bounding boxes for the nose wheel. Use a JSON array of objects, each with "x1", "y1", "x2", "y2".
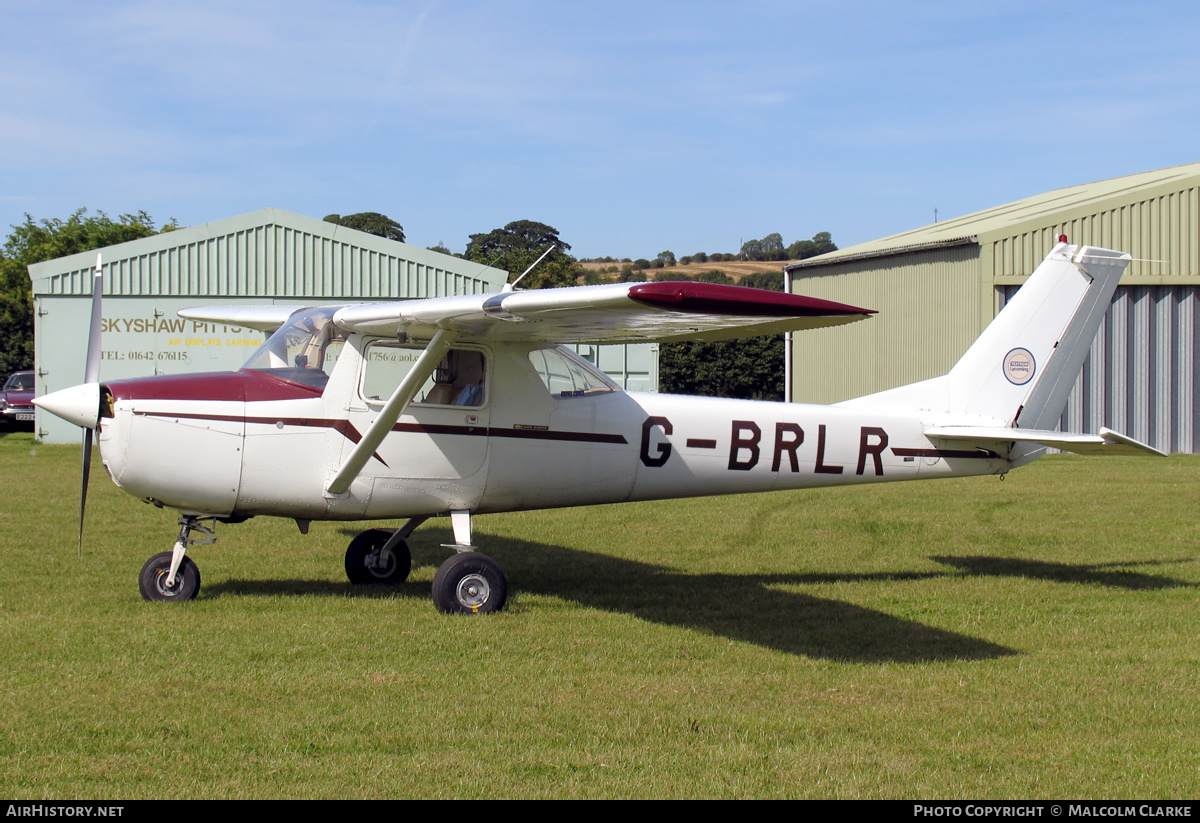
[
  {"x1": 138, "y1": 516, "x2": 213, "y2": 602},
  {"x1": 139, "y1": 552, "x2": 201, "y2": 601}
]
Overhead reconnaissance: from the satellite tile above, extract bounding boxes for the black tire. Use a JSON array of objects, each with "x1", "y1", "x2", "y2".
[
  {"x1": 431, "y1": 552, "x2": 507, "y2": 614},
  {"x1": 139, "y1": 552, "x2": 201, "y2": 602},
  {"x1": 345, "y1": 529, "x2": 411, "y2": 585}
]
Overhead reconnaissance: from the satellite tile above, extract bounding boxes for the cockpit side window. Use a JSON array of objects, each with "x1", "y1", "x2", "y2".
[{"x1": 362, "y1": 341, "x2": 487, "y2": 408}]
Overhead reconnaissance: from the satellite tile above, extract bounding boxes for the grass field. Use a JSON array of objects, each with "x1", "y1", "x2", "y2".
[{"x1": 0, "y1": 430, "x2": 1196, "y2": 798}]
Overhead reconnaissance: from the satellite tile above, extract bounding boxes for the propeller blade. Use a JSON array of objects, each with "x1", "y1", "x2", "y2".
[
  {"x1": 79, "y1": 428, "x2": 93, "y2": 556},
  {"x1": 78, "y1": 253, "x2": 103, "y2": 555},
  {"x1": 84, "y1": 254, "x2": 103, "y2": 384}
]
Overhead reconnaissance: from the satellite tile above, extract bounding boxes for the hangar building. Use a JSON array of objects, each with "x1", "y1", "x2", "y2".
[
  {"x1": 29, "y1": 208, "x2": 657, "y2": 444},
  {"x1": 786, "y1": 163, "x2": 1200, "y2": 454}
]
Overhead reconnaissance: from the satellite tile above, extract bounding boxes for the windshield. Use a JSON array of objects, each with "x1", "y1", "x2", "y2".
[{"x1": 242, "y1": 307, "x2": 347, "y2": 389}]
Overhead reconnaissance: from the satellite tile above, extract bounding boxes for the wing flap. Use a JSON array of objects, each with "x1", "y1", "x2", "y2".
[
  {"x1": 333, "y1": 282, "x2": 873, "y2": 343},
  {"x1": 924, "y1": 425, "x2": 1166, "y2": 457}
]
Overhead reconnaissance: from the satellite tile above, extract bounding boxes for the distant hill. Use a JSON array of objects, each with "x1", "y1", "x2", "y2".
[{"x1": 579, "y1": 259, "x2": 795, "y2": 283}]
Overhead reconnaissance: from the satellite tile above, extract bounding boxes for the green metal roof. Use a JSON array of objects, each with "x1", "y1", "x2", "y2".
[
  {"x1": 788, "y1": 162, "x2": 1200, "y2": 270},
  {"x1": 28, "y1": 207, "x2": 508, "y2": 298}
]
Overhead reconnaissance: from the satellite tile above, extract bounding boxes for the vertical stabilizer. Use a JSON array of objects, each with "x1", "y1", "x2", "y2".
[
  {"x1": 840, "y1": 243, "x2": 1131, "y2": 431},
  {"x1": 946, "y1": 243, "x2": 1130, "y2": 428}
]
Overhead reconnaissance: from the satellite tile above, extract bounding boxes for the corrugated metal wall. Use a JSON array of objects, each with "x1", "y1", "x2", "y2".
[
  {"x1": 1000, "y1": 285, "x2": 1200, "y2": 454},
  {"x1": 991, "y1": 186, "x2": 1200, "y2": 280},
  {"x1": 36, "y1": 222, "x2": 498, "y2": 298},
  {"x1": 572, "y1": 342, "x2": 659, "y2": 393},
  {"x1": 789, "y1": 244, "x2": 985, "y2": 403}
]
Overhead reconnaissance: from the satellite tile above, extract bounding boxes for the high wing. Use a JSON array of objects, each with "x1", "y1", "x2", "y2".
[
  {"x1": 178, "y1": 304, "x2": 305, "y2": 333},
  {"x1": 330, "y1": 281, "x2": 873, "y2": 343}
]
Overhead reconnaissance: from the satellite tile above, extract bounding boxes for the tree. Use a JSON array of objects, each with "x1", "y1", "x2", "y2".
[
  {"x1": 5, "y1": 209, "x2": 163, "y2": 261},
  {"x1": 739, "y1": 271, "x2": 783, "y2": 291},
  {"x1": 324, "y1": 212, "x2": 405, "y2": 242},
  {"x1": 657, "y1": 250, "x2": 676, "y2": 267},
  {"x1": 0, "y1": 209, "x2": 169, "y2": 375},
  {"x1": 691, "y1": 269, "x2": 733, "y2": 285},
  {"x1": 786, "y1": 231, "x2": 837, "y2": 261},
  {"x1": 740, "y1": 232, "x2": 785, "y2": 261},
  {"x1": 660, "y1": 336, "x2": 784, "y2": 401},
  {"x1": 657, "y1": 267, "x2": 784, "y2": 400},
  {"x1": 582, "y1": 268, "x2": 610, "y2": 286},
  {"x1": 463, "y1": 220, "x2": 578, "y2": 289},
  {"x1": 0, "y1": 262, "x2": 33, "y2": 376}
]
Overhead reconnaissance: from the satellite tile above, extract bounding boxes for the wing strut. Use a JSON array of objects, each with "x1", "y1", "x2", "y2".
[{"x1": 325, "y1": 328, "x2": 459, "y2": 496}]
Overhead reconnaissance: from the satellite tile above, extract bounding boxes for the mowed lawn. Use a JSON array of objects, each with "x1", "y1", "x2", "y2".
[{"x1": 0, "y1": 431, "x2": 1196, "y2": 799}]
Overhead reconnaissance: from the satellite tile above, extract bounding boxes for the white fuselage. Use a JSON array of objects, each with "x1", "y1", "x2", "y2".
[{"x1": 96, "y1": 334, "x2": 1011, "y2": 521}]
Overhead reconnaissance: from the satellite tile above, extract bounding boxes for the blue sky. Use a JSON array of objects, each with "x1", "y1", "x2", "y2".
[{"x1": 3, "y1": 1, "x2": 1199, "y2": 259}]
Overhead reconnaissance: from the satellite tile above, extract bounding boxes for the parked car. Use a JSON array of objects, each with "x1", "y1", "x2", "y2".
[{"x1": 1, "y1": 370, "x2": 35, "y2": 429}]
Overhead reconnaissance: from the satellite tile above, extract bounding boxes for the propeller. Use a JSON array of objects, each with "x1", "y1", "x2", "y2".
[{"x1": 79, "y1": 253, "x2": 104, "y2": 554}]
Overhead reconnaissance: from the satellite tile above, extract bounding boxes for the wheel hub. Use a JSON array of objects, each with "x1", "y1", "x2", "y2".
[
  {"x1": 365, "y1": 549, "x2": 396, "y2": 577},
  {"x1": 154, "y1": 570, "x2": 184, "y2": 597},
  {"x1": 456, "y1": 574, "x2": 491, "y2": 611}
]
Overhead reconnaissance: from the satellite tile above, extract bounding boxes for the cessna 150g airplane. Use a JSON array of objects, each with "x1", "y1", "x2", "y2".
[{"x1": 35, "y1": 240, "x2": 1163, "y2": 614}]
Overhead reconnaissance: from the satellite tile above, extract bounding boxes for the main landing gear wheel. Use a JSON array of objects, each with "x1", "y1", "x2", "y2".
[
  {"x1": 139, "y1": 552, "x2": 201, "y2": 602},
  {"x1": 432, "y1": 552, "x2": 508, "y2": 615},
  {"x1": 345, "y1": 529, "x2": 411, "y2": 585}
]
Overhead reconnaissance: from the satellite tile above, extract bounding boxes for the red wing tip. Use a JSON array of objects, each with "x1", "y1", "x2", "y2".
[{"x1": 628, "y1": 281, "x2": 872, "y2": 317}]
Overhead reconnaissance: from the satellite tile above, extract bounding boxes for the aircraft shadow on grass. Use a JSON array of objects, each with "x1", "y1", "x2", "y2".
[
  {"x1": 206, "y1": 526, "x2": 1200, "y2": 663},
  {"x1": 928, "y1": 555, "x2": 1195, "y2": 590}
]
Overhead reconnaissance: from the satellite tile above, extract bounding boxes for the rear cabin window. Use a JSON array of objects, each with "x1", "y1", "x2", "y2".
[
  {"x1": 528, "y1": 346, "x2": 619, "y2": 398},
  {"x1": 362, "y1": 342, "x2": 486, "y2": 408}
]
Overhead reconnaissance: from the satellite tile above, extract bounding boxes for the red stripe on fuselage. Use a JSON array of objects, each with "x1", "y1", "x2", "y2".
[
  {"x1": 132, "y1": 409, "x2": 627, "y2": 447},
  {"x1": 104, "y1": 370, "x2": 322, "y2": 403}
]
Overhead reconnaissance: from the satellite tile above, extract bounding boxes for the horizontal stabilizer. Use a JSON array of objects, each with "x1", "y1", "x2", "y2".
[{"x1": 924, "y1": 426, "x2": 1166, "y2": 457}]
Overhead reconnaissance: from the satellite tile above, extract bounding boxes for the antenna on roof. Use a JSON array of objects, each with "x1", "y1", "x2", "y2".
[{"x1": 504, "y1": 245, "x2": 556, "y2": 292}]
